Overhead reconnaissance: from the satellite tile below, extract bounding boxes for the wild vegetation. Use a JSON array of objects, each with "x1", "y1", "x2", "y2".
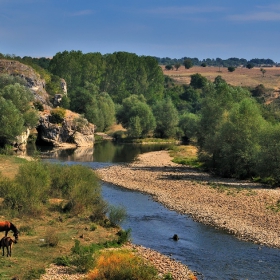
[{"x1": 1, "y1": 51, "x2": 280, "y2": 182}]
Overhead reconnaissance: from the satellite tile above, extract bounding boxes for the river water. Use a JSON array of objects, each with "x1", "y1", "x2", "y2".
[{"x1": 35, "y1": 142, "x2": 280, "y2": 280}]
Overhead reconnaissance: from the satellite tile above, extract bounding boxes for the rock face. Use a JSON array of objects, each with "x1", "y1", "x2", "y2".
[
  {"x1": 0, "y1": 59, "x2": 49, "y2": 105},
  {"x1": 12, "y1": 128, "x2": 30, "y2": 152},
  {"x1": 36, "y1": 110, "x2": 95, "y2": 147}
]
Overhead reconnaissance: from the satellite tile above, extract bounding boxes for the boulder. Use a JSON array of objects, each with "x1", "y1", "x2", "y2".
[{"x1": 36, "y1": 111, "x2": 95, "y2": 147}]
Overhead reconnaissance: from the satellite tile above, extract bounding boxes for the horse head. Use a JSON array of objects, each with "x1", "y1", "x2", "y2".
[{"x1": 13, "y1": 231, "x2": 19, "y2": 243}]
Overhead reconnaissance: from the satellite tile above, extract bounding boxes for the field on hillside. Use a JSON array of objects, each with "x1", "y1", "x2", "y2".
[{"x1": 162, "y1": 66, "x2": 280, "y2": 90}]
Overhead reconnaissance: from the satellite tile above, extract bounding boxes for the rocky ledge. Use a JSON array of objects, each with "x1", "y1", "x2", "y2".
[{"x1": 36, "y1": 110, "x2": 95, "y2": 147}]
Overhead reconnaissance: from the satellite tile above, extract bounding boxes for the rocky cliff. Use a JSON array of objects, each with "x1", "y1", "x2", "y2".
[
  {"x1": 0, "y1": 59, "x2": 95, "y2": 149},
  {"x1": 0, "y1": 59, "x2": 50, "y2": 104}
]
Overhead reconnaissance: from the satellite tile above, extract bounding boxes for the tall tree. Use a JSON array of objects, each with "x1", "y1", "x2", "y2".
[
  {"x1": 153, "y1": 98, "x2": 179, "y2": 138},
  {"x1": 116, "y1": 95, "x2": 155, "y2": 138}
]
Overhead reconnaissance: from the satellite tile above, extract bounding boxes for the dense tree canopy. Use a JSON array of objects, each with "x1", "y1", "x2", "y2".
[
  {"x1": 116, "y1": 95, "x2": 155, "y2": 138},
  {"x1": 0, "y1": 77, "x2": 38, "y2": 146}
]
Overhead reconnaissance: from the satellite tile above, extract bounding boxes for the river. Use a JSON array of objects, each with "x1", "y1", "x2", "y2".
[{"x1": 33, "y1": 142, "x2": 280, "y2": 280}]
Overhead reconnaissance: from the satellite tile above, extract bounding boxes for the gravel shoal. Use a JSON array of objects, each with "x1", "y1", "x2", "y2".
[{"x1": 97, "y1": 150, "x2": 280, "y2": 248}]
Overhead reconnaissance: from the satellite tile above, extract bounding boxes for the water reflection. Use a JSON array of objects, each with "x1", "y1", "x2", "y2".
[{"x1": 27, "y1": 141, "x2": 172, "y2": 163}]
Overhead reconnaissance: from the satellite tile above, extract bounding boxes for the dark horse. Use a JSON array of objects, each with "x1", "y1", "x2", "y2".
[{"x1": 0, "y1": 221, "x2": 19, "y2": 241}]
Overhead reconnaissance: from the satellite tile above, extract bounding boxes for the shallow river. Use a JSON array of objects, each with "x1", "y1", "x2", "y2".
[{"x1": 36, "y1": 142, "x2": 280, "y2": 280}]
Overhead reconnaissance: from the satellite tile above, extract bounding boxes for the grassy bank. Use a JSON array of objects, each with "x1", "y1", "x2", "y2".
[{"x1": 0, "y1": 155, "x2": 194, "y2": 280}]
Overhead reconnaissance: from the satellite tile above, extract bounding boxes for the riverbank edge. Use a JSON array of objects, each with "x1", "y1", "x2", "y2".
[{"x1": 97, "y1": 150, "x2": 280, "y2": 249}]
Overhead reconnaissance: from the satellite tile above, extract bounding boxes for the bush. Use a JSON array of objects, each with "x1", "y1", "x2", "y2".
[
  {"x1": 50, "y1": 107, "x2": 66, "y2": 124},
  {"x1": 45, "y1": 229, "x2": 59, "y2": 247},
  {"x1": 49, "y1": 164, "x2": 105, "y2": 216},
  {"x1": 108, "y1": 205, "x2": 127, "y2": 227},
  {"x1": 86, "y1": 250, "x2": 158, "y2": 280},
  {"x1": 23, "y1": 268, "x2": 46, "y2": 280},
  {"x1": 227, "y1": 66, "x2": 235, "y2": 72},
  {"x1": 116, "y1": 229, "x2": 131, "y2": 244}
]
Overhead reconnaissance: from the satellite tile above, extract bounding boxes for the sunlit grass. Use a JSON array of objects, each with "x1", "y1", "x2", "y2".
[{"x1": 169, "y1": 145, "x2": 204, "y2": 169}]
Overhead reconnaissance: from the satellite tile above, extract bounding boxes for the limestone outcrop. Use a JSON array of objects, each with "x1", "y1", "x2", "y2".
[
  {"x1": 36, "y1": 110, "x2": 95, "y2": 147},
  {"x1": 0, "y1": 59, "x2": 49, "y2": 104}
]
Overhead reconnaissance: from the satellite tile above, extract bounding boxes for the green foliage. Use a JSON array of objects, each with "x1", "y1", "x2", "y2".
[
  {"x1": 33, "y1": 101, "x2": 44, "y2": 111},
  {"x1": 0, "y1": 80, "x2": 38, "y2": 146},
  {"x1": 23, "y1": 268, "x2": 46, "y2": 280},
  {"x1": 227, "y1": 66, "x2": 235, "y2": 72},
  {"x1": 85, "y1": 92, "x2": 116, "y2": 132},
  {"x1": 165, "y1": 64, "x2": 173, "y2": 70},
  {"x1": 69, "y1": 240, "x2": 96, "y2": 272},
  {"x1": 183, "y1": 59, "x2": 193, "y2": 69},
  {"x1": 48, "y1": 164, "x2": 104, "y2": 216},
  {"x1": 13, "y1": 161, "x2": 51, "y2": 214},
  {"x1": 255, "y1": 123, "x2": 280, "y2": 185},
  {"x1": 45, "y1": 74, "x2": 64, "y2": 96},
  {"x1": 108, "y1": 205, "x2": 127, "y2": 227},
  {"x1": 0, "y1": 97, "x2": 24, "y2": 145},
  {"x1": 117, "y1": 95, "x2": 156, "y2": 138},
  {"x1": 116, "y1": 229, "x2": 131, "y2": 244},
  {"x1": 174, "y1": 63, "x2": 181, "y2": 70},
  {"x1": 251, "y1": 84, "x2": 266, "y2": 97},
  {"x1": 50, "y1": 107, "x2": 66, "y2": 124},
  {"x1": 49, "y1": 51, "x2": 164, "y2": 105},
  {"x1": 201, "y1": 62, "x2": 207, "y2": 67},
  {"x1": 178, "y1": 112, "x2": 199, "y2": 142},
  {"x1": 246, "y1": 63, "x2": 254, "y2": 69},
  {"x1": 0, "y1": 161, "x2": 105, "y2": 218},
  {"x1": 73, "y1": 115, "x2": 88, "y2": 132},
  {"x1": 197, "y1": 83, "x2": 267, "y2": 178},
  {"x1": 45, "y1": 229, "x2": 60, "y2": 247},
  {"x1": 190, "y1": 73, "x2": 208, "y2": 89},
  {"x1": 153, "y1": 98, "x2": 179, "y2": 138}
]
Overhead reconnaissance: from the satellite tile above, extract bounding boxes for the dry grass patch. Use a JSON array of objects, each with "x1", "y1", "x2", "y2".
[
  {"x1": 0, "y1": 156, "x2": 27, "y2": 179},
  {"x1": 163, "y1": 66, "x2": 280, "y2": 90},
  {"x1": 0, "y1": 209, "x2": 119, "y2": 279}
]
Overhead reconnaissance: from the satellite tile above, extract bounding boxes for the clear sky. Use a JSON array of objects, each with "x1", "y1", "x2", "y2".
[{"x1": 1, "y1": 0, "x2": 280, "y2": 62}]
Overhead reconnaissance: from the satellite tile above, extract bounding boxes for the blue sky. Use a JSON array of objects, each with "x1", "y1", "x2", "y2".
[{"x1": 1, "y1": 0, "x2": 280, "y2": 62}]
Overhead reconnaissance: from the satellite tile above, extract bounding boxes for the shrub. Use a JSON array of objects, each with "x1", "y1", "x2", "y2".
[
  {"x1": 227, "y1": 66, "x2": 235, "y2": 72},
  {"x1": 70, "y1": 240, "x2": 96, "y2": 272},
  {"x1": 49, "y1": 164, "x2": 105, "y2": 216},
  {"x1": 33, "y1": 101, "x2": 44, "y2": 111},
  {"x1": 116, "y1": 229, "x2": 131, "y2": 244},
  {"x1": 86, "y1": 250, "x2": 158, "y2": 280},
  {"x1": 23, "y1": 268, "x2": 46, "y2": 280},
  {"x1": 13, "y1": 161, "x2": 51, "y2": 216},
  {"x1": 50, "y1": 107, "x2": 66, "y2": 124},
  {"x1": 108, "y1": 205, "x2": 127, "y2": 227},
  {"x1": 45, "y1": 229, "x2": 59, "y2": 247}
]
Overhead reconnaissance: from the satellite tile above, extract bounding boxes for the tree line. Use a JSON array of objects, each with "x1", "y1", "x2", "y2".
[{"x1": 155, "y1": 56, "x2": 278, "y2": 67}]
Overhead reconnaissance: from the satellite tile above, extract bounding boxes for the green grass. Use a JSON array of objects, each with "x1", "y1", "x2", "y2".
[
  {"x1": 169, "y1": 145, "x2": 204, "y2": 169},
  {"x1": 208, "y1": 182, "x2": 257, "y2": 196}
]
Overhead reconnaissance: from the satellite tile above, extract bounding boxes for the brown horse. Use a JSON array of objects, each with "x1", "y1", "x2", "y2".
[
  {"x1": 0, "y1": 221, "x2": 19, "y2": 241},
  {"x1": 0, "y1": 236, "x2": 16, "y2": 257}
]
